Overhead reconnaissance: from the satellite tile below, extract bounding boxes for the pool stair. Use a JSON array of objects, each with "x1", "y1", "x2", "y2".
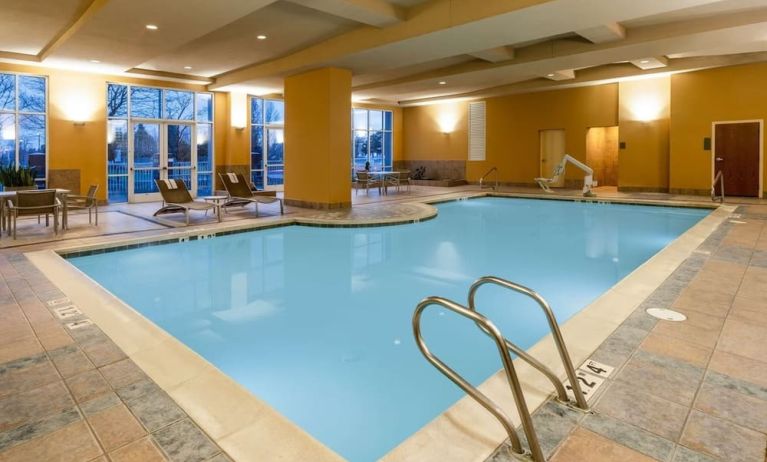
[{"x1": 412, "y1": 276, "x2": 591, "y2": 462}]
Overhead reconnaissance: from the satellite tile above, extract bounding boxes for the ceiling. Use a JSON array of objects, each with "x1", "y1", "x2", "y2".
[{"x1": 1, "y1": 0, "x2": 766, "y2": 104}]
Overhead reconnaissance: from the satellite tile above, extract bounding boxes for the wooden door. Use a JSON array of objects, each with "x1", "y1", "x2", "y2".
[
  {"x1": 586, "y1": 126, "x2": 619, "y2": 186},
  {"x1": 714, "y1": 122, "x2": 760, "y2": 197},
  {"x1": 540, "y1": 129, "x2": 566, "y2": 187}
]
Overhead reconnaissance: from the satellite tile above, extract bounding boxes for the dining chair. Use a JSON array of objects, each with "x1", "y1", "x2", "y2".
[{"x1": 6, "y1": 190, "x2": 61, "y2": 239}]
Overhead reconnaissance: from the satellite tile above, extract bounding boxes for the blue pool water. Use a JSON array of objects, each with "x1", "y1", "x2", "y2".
[{"x1": 70, "y1": 198, "x2": 708, "y2": 461}]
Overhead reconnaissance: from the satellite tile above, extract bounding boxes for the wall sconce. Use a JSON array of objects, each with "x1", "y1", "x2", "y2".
[
  {"x1": 438, "y1": 113, "x2": 457, "y2": 134},
  {"x1": 73, "y1": 121, "x2": 86, "y2": 127},
  {"x1": 230, "y1": 92, "x2": 247, "y2": 130}
]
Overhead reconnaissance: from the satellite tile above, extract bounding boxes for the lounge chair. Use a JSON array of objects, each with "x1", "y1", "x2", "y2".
[
  {"x1": 6, "y1": 189, "x2": 62, "y2": 239},
  {"x1": 386, "y1": 170, "x2": 411, "y2": 193},
  {"x1": 219, "y1": 173, "x2": 283, "y2": 216},
  {"x1": 154, "y1": 179, "x2": 220, "y2": 225}
]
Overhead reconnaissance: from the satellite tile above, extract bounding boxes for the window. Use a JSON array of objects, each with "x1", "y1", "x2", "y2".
[
  {"x1": 0, "y1": 72, "x2": 47, "y2": 189},
  {"x1": 250, "y1": 98, "x2": 284, "y2": 189},
  {"x1": 351, "y1": 109, "x2": 392, "y2": 173},
  {"x1": 106, "y1": 84, "x2": 214, "y2": 202}
]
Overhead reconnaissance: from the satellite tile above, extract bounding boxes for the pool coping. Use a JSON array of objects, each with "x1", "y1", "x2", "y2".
[{"x1": 24, "y1": 195, "x2": 731, "y2": 462}]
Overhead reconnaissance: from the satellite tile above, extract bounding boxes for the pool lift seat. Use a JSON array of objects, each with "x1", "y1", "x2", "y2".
[
  {"x1": 535, "y1": 154, "x2": 596, "y2": 197},
  {"x1": 413, "y1": 276, "x2": 591, "y2": 461}
]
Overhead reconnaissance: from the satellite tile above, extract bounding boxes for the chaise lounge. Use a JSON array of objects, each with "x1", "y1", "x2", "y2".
[
  {"x1": 154, "y1": 179, "x2": 220, "y2": 225},
  {"x1": 219, "y1": 173, "x2": 284, "y2": 216}
]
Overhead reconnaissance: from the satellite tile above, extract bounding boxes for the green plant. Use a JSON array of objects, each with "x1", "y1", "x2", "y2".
[{"x1": 0, "y1": 163, "x2": 37, "y2": 187}]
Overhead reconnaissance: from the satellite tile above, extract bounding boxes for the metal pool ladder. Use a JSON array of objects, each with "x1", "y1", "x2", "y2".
[
  {"x1": 412, "y1": 276, "x2": 590, "y2": 461},
  {"x1": 711, "y1": 169, "x2": 724, "y2": 203}
]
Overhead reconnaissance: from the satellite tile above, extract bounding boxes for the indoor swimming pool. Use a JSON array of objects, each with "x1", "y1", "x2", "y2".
[{"x1": 68, "y1": 197, "x2": 709, "y2": 461}]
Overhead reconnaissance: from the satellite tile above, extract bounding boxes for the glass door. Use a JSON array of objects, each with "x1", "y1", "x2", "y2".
[
  {"x1": 129, "y1": 122, "x2": 196, "y2": 202},
  {"x1": 265, "y1": 128, "x2": 284, "y2": 190},
  {"x1": 167, "y1": 123, "x2": 194, "y2": 193},
  {"x1": 130, "y1": 122, "x2": 161, "y2": 201}
]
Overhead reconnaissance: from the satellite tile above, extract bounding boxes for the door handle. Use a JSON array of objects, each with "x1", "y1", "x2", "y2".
[{"x1": 715, "y1": 157, "x2": 724, "y2": 161}]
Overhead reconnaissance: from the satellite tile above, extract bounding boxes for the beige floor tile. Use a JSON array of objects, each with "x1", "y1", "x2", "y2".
[
  {"x1": 88, "y1": 404, "x2": 146, "y2": 452},
  {"x1": 65, "y1": 369, "x2": 110, "y2": 403},
  {"x1": 729, "y1": 296, "x2": 767, "y2": 327},
  {"x1": 550, "y1": 427, "x2": 657, "y2": 462},
  {"x1": 652, "y1": 320, "x2": 720, "y2": 349},
  {"x1": 108, "y1": 437, "x2": 167, "y2": 462},
  {"x1": 708, "y1": 350, "x2": 767, "y2": 388},
  {"x1": 0, "y1": 337, "x2": 42, "y2": 364},
  {"x1": 718, "y1": 319, "x2": 767, "y2": 362},
  {"x1": 640, "y1": 332, "x2": 712, "y2": 368},
  {"x1": 0, "y1": 420, "x2": 102, "y2": 462}
]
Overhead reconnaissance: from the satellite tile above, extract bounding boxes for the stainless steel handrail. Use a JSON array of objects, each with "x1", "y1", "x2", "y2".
[
  {"x1": 413, "y1": 296, "x2": 544, "y2": 461},
  {"x1": 711, "y1": 170, "x2": 724, "y2": 203},
  {"x1": 479, "y1": 167, "x2": 499, "y2": 190},
  {"x1": 468, "y1": 276, "x2": 590, "y2": 411}
]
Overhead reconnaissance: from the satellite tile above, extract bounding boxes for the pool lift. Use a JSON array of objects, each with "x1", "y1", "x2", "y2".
[{"x1": 535, "y1": 154, "x2": 596, "y2": 197}]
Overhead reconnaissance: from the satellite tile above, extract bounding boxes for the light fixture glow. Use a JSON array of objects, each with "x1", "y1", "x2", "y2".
[
  {"x1": 230, "y1": 92, "x2": 248, "y2": 129},
  {"x1": 257, "y1": 35, "x2": 267, "y2": 40},
  {"x1": 438, "y1": 81, "x2": 447, "y2": 85},
  {"x1": 640, "y1": 59, "x2": 650, "y2": 64},
  {"x1": 184, "y1": 66, "x2": 192, "y2": 70},
  {"x1": 145, "y1": 24, "x2": 158, "y2": 30},
  {"x1": 1, "y1": 124, "x2": 14, "y2": 141},
  {"x1": 437, "y1": 113, "x2": 458, "y2": 134},
  {"x1": 547, "y1": 73, "x2": 555, "y2": 77},
  {"x1": 89, "y1": 59, "x2": 100, "y2": 64}
]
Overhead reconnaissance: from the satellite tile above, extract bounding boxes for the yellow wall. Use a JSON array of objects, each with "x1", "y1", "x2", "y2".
[
  {"x1": 618, "y1": 76, "x2": 671, "y2": 191},
  {"x1": 284, "y1": 67, "x2": 352, "y2": 208},
  {"x1": 0, "y1": 62, "x2": 208, "y2": 200},
  {"x1": 403, "y1": 85, "x2": 618, "y2": 184},
  {"x1": 670, "y1": 62, "x2": 767, "y2": 195}
]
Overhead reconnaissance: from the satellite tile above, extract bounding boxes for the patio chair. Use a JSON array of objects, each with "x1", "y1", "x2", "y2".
[
  {"x1": 154, "y1": 179, "x2": 220, "y2": 225},
  {"x1": 66, "y1": 184, "x2": 99, "y2": 226},
  {"x1": 386, "y1": 170, "x2": 411, "y2": 193},
  {"x1": 354, "y1": 171, "x2": 382, "y2": 195},
  {"x1": 219, "y1": 173, "x2": 283, "y2": 216},
  {"x1": 6, "y1": 189, "x2": 61, "y2": 239}
]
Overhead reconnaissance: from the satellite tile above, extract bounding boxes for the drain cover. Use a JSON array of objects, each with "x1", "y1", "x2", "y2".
[{"x1": 646, "y1": 308, "x2": 686, "y2": 322}]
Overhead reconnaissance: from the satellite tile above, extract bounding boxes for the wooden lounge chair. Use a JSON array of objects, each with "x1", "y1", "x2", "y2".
[
  {"x1": 219, "y1": 173, "x2": 283, "y2": 216},
  {"x1": 154, "y1": 179, "x2": 220, "y2": 225},
  {"x1": 6, "y1": 189, "x2": 61, "y2": 239}
]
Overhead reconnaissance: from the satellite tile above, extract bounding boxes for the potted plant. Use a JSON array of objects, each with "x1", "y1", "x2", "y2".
[{"x1": 0, "y1": 164, "x2": 38, "y2": 191}]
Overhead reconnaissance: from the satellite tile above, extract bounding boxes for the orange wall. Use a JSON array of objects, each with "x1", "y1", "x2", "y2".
[
  {"x1": 403, "y1": 85, "x2": 618, "y2": 184},
  {"x1": 670, "y1": 62, "x2": 767, "y2": 195}
]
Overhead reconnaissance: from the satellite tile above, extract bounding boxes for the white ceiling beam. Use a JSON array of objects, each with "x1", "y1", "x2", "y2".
[
  {"x1": 39, "y1": 0, "x2": 110, "y2": 61},
  {"x1": 630, "y1": 56, "x2": 668, "y2": 70},
  {"x1": 575, "y1": 22, "x2": 626, "y2": 44},
  {"x1": 469, "y1": 46, "x2": 515, "y2": 63},
  {"x1": 286, "y1": 0, "x2": 404, "y2": 27}
]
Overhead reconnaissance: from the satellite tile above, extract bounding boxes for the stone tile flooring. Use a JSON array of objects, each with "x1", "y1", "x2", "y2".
[
  {"x1": 0, "y1": 255, "x2": 230, "y2": 461},
  {"x1": 489, "y1": 205, "x2": 767, "y2": 462}
]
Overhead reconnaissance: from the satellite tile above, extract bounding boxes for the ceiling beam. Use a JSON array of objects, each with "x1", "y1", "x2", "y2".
[
  {"x1": 398, "y1": 52, "x2": 767, "y2": 106},
  {"x1": 351, "y1": 8, "x2": 767, "y2": 100},
  {"x1": 286, "y1": 0, "x2": 404, "y2": 27},
  {"x1": 469, "y1": 46, "x2": 515, "y2": 63},
  {"x1": 630, "y1": 56, "x2": 668, "y2": 70},
  {"x1": 575, "y1": 22, "x2": 626, "y2": 44},
  {"x1": 38, "y1": 0, "x2": 110, "y2": 61}
]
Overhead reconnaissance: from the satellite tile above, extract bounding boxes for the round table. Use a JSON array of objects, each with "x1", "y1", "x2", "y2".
[{"x1": 202, "y1": 195, "x2": 228, "y2": 216}]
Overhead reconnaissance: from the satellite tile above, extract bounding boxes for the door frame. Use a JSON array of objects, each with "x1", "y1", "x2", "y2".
[
  {"x1": 128, "y1": 120, "x2": 197, "y2": 203},
  {"x1": 539, "y1": 128, "x2": 566, "y2": 186},
  {"x1": 711, "y1": 119, "x2": 763, "y2": 198}
]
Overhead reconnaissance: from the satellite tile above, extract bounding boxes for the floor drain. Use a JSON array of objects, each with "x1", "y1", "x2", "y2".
[{"x1": 646, "y1": 308, "x2": 686, "y2": 322}]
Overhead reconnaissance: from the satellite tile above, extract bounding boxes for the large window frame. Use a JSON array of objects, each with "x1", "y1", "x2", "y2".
[
  {"x1": 0, "y1": 71, "x2": 48, "y2": 189},
  {"x1": 106, "y1": 83, "x2": 214, "y2": 202},
  {"x1": 351, "y1": 108, "x2": 393, "y2": 174},
  {"x1": 250, "y1": 97, "x2": 285, "y2": 191}
]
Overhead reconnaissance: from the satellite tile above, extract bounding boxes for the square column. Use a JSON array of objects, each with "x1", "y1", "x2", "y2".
[{"x1": 284, "y1": 67, "x2": 352, "y2": 209}]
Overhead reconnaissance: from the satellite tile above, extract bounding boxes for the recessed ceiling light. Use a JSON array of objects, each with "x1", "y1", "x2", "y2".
[
  {"x1": 640, "y1": 60, "x2": 650, "y2": 64},
  {"x1": 90, "y1": 59, "x2": 100, "y2": 63},
  {"x1": 183, "y1": 66, "x2": 192, "y2": 70},
  {"x1": 438, "y1": 81, "x2": 447, "y2": 85},
  {"x1": 145, "y1": 24, "x2": 158, "y2": 30},
  {"x1": 257, "y1": 35, "x2": 267, "y2": 40},
  {"x1": 547, "y1": 73, "x2": 555, "y2": 77}
]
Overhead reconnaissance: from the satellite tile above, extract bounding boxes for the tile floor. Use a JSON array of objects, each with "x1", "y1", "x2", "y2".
[
  {"x1": 0, "y1": 186, "x2": 765, "y2": 462},
  {"x1": 489, "y1": 205, "x2": 767, "y2": 462}
]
